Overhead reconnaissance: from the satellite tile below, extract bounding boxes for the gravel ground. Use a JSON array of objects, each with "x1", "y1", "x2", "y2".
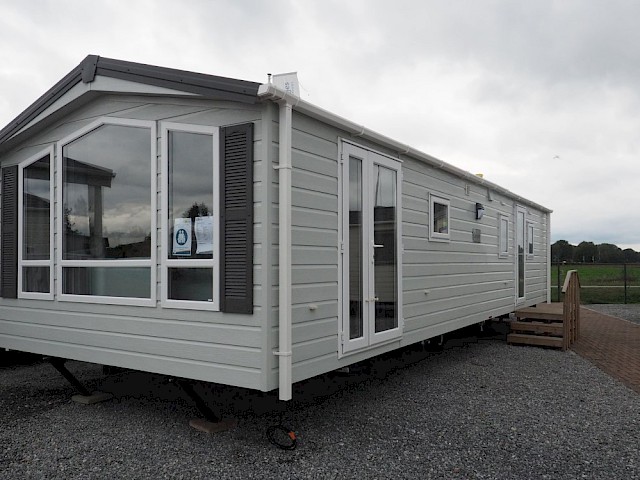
[
  {"x1": 1, "y1": 324, "x2": 639, "y2": 480},
  {"x1": 584, "y1": 304, "x2": 640, "y2": 324}
]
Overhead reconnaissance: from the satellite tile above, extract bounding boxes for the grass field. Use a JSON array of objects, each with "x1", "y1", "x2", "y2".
[{"x1": 551, "y1": 263, "x2": 640, "y2": 304}]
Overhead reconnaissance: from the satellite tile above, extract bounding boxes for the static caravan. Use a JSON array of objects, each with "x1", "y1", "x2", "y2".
[{"x1": 0, "y1": 56, "x2": 551, "y2": 401}]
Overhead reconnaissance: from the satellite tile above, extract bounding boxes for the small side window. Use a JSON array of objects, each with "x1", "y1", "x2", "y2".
[
  {"x1": 527, "y1": 222, "x2": 534, "y2": 257},
  {"x1": 429, "y1": 194, "x2": 450, "y2": 242},
  {"x1": 499, "y1": 215, "x2": 509, "y2": 258},
  {"x1": 19, "y1": 147, "x2": 54, "y2": 299}
]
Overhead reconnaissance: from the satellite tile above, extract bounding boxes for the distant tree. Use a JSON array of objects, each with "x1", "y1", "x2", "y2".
[
  {"x1": 183, "y1": 202, "x2": 210, "y2": 220},
  {"x1": 574, "y1": 241, "x2": 597, "y2": 263},
  {"x1": 552, "y1": 240, "x2": 640, "y2": 263},
  {"x1": 551, "y1": 240, "x2": 575, "y2": 262},
  {"x1": 597, "y1": 243, "x2": 624, "y2": 263},
  {"x1": 623, "y1": 248, "x2": 640, "y2": 263}
]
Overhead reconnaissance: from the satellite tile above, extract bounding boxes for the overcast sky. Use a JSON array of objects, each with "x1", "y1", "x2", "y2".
[{"x1": 1, "y1": 0, "x2": 638, "y2": 249}]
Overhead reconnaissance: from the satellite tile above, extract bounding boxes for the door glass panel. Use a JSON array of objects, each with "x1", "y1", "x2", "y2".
[
  {"x1": 348, "y1": 157, "x2": 363, "y2": 339},
  {"x1": 517, "y1": 210, "x2": 525, "y2": 298},
  {"x1": 373, "y1": 165, "x2": 397, "y2": 333}
]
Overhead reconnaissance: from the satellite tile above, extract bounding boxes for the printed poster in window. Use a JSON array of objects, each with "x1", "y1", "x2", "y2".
[
  {"x1": 195, "y1": 216, "x2": 214, "y2": 254},
  {"x1": 173, "y1": 218, "x2": 191, "y2": 256}
]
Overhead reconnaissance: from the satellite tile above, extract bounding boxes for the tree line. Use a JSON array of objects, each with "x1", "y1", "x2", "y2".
[{"x1": 552, "y1": 240, "x2": 640, "y2": 263}]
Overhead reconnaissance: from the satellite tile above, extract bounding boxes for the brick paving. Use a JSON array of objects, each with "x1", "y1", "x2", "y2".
[{"x1": 572, "y1": 307, "x2": 640, "y2": 394}]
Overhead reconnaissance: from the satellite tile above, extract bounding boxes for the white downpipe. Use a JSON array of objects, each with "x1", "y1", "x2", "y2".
[
  {"x1": 257, "y1": 83, "x2": 295, "y2": 400},
  {"x1": 277, "y1": 102, "x2": 293, "y2": 401}
]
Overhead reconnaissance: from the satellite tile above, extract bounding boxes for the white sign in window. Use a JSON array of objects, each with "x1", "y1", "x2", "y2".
[{"x1": 173, "y1": 218, "x2": 192, "y2": 256}]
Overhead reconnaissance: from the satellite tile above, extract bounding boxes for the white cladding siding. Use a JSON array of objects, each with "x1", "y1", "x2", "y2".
[
  {"x1": 284, "y1": 112, "x2": 550, "y2": 386},
  {"x1": 1, "y1": 86, "x2": 551, "y2": 394},
  {"x1": 270, "y1": 112, "x2": 340, "y2": 388},
  {"x1": 401, "y1": 157, "x2": 516, "y2": 344},
  {"x1": 0, "y1": 95, "x2": 268, "y2": 390}
]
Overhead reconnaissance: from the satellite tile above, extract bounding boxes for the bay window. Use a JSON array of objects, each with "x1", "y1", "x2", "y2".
[{"x1": 58, "y1": 119, "x2": 156, "y2": 304}]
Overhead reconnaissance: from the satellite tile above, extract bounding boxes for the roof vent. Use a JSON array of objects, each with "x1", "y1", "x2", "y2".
[{"x1": 272, "y1": 72, "x2": 299, "y2": 97}]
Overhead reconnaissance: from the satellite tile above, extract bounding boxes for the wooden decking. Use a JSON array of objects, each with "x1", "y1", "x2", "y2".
[
  {"x1": 508, "y1": 303, "x2": 566, "y2": 349},
  {"x1": 507, "y1": 270, "x2": 581, "y2": 350}
]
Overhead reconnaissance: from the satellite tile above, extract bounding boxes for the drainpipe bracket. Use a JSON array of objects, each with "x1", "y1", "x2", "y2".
[{"x1": 273, "y1": 350, "x2": 292, "y2": 357}]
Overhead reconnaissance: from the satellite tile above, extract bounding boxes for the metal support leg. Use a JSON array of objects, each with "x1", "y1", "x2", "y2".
[
  {"x1": 176, "y1": 379, "x2": 221, "y2": 423},
  {"x1": 47, "y1": 357, "x2": 92, "y2": 396}
]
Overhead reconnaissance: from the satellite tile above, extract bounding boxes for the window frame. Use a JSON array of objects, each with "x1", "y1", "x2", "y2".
[
  {"x1": 429, "y1": 194, "x2": 451, "y2": 242},
  {"x1": 160, "y1": 122, "x2": 220, "y2": 311},
  {"x1": 527, "y1": 221, "x2": 535, "y2": 258},
  {"x1": 498, "y1": 214, "x2": 509, "y2": 258},
  {"x1": 18, "y1": 146, "x2": 55, "y2": 300},
  {"x1": 56, "y1": 117, "x2": 157, "y2": 306}
]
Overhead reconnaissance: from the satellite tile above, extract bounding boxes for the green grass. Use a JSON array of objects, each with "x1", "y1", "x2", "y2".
[{"x1": 550, "y1": 263, "x2": 640, "y2": 304}]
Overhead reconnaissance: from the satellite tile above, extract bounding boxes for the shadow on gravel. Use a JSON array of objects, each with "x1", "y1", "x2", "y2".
[
  {"x1": 79, "y1": 320, "x2": 510, "y2": 426},
  {"x1": 1, "y1": 320, "x2": 509, "y2": 436},
  {"x1": 0, "y1": 350, "x2": 43, "y2": 368}
]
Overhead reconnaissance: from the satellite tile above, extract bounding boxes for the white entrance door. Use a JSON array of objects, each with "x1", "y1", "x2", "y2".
[
  {"x1": 340, "y1": 142, "x2": 402, "y2": 355},
  {"x1": 515, "y1": 205, "x2": 526, "y2": 303}
]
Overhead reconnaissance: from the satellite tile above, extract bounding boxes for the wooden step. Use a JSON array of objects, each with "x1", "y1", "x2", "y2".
[
  {"x1": 507, "y1": 333, "x2": 564, "y2": 349},
  {"x1": 509, "y1": 321, "x2": 564, "y2": 336},
  {"x1": 515, "y1": 309, "x2": 563, "y2": 322}
]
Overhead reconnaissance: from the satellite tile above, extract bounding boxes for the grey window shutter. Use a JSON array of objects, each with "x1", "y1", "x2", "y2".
[
  {"x1": 220, "y1": 123, "x2": 253, "y2": 313},
  {"x1": 1, "y1": 165, "x2": 18, "y2": 298}
]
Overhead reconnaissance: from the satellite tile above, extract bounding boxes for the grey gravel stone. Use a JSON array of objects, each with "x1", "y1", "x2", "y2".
[
  {"x1": 584, "y1": 304, "x2": 640, "y2": 324},
  {"x1": 1, "y1": 326, "x2": 639, "y2": 479}
]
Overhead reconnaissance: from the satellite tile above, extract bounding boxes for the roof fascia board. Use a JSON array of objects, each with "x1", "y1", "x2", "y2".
[
  {"x1": 0, "y1": 62, "x2": 84, "y2": 146},
  {"x1": 7, "y1": 82, "x2": 91, "y2": 143},
  {"x1": 94, "y1": 57, "x2": 260, "y2": 104},
  {"x1": 257, "y1": 83, "x2": 552, "y2": 214},
  {"x1": 0, "y1": 55, "x2": 261, "y2": 150}
]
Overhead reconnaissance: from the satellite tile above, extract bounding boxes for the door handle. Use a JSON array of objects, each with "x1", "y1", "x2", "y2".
[{"x1": 373, "y1": 243, "x2": 384, "y2": 248}]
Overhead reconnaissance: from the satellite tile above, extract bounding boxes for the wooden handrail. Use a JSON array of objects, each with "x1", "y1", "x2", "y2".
[{"x1": 561, "y1": 270, "x2": 581, "y2": 350}]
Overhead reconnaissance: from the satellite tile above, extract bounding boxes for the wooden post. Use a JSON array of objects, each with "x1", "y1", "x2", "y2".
[{"x1": 562, "y1": 270, "x2": 581, "y2": 349}]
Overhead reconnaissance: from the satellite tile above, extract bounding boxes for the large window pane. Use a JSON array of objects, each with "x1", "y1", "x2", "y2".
[
  {"x1": 63, "y1": 267, "x2": 150, "y2": 298},
  {"x1": 168, "y1": 131, "x2": 214, "y2": 260},
  {"x1": 62, "y1": 124, "x2": 151, "y2": 260},
  {"x1": 23, "y1": 156, "x2": 50, "y2": 260}
]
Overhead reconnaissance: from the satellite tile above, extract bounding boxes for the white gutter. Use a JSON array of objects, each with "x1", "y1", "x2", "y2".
[
  {"x1": 257, "y1": 83, "x2": 551, "y2": 214},
  {"x1": 258, "y1": 83, "x2": 296, "y2": 401}
]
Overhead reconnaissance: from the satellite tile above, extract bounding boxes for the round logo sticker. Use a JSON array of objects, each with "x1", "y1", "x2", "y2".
[{"x1": 175, "y1": 228, "x2": 189, "y2": 246}]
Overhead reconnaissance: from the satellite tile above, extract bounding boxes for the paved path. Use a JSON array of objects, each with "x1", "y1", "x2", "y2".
[{"x1": 572, "y1": 307, "x2": 640, "y2": 394}]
